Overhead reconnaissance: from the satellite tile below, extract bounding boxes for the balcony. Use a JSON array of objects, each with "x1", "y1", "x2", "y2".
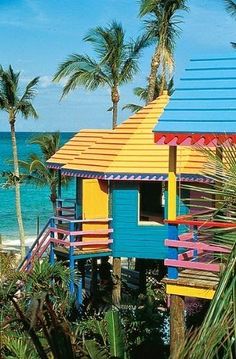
[{"x1": 163, "y1": 215, "x2": 234, "y2": 299}]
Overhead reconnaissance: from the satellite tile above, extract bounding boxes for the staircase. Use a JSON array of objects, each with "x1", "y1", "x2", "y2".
[{"x1": 18, "y1": 219, "x2": 52, "y2": 271}]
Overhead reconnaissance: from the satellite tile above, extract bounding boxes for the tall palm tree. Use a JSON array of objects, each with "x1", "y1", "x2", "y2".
[
  {"x1": 139, "y1": 0, "x2": 187, "y2": 104},
  {"x1": 18, "y1": 133, "x2": 68, "y2": 214},
  {"x1": 0, "y1": 66, "x2": 39, "y2": 259},
  {"x1": 53, "y1": 21, "x2": 146, "y2": 129}
]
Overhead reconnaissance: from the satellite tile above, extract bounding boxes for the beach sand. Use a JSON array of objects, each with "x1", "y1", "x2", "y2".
[{"x1": 1, "y1": 237, "x2": 35, "y2": 252}]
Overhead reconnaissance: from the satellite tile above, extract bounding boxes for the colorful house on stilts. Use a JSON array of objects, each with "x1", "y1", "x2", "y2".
[
  {"x1": 153, "y1": 55, "x2": 236, "y2": 356},
  {"x1": 20, "y1": 88, "x2": 219, "y2": 299}
]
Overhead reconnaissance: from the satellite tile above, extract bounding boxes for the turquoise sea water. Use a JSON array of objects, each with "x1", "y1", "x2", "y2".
[{"x1": 0, "y1": 132, "x2": 75, "y2": 241}]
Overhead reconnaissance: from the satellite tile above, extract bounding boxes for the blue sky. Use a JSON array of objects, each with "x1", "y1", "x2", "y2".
[{"x1": 0, "y1": 0, "x2": 235, "y2": 132}]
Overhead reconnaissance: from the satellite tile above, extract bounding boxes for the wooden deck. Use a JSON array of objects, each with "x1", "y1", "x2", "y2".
[
  {"x1": 163, "y1": 269, "x2": 220, "y2": 299},
  {"x1": 54, "y1": 246, "x2": 112, "y2": 259}
]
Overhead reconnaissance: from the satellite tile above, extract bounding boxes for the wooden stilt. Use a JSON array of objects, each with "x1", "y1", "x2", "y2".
[
  {"x1": 112, "y1": 257, "x2": 121, "y2": 305},
  {"x1": 170, "y1": 294, "x2": 185, "y2": 358},
  {"x1": 167, "y1": 146, "x2": 186, "y2": 356}
]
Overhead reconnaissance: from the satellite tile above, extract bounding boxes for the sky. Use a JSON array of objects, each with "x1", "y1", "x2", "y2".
[{"x1": 0, "y1": 0, "x2": 235, "y2": 132}]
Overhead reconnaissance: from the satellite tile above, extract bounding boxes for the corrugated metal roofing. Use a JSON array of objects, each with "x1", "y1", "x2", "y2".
[
  {"x1": 48, "y1": 129, "x2": 112, "y2": 166},
  {"x1": 154, "y1": 56, "x2": 236, "y2": 146},
  {"x1": 48, "y1": 93, "x2": 208, "y2": 180}
]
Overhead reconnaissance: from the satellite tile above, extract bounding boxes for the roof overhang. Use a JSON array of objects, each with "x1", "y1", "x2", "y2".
[
  {"x1": 58, "y1": 168, "x2": 212, "y2": 183},
  {"x1": 154, "y1": 133, "x2": 236, "y2": 147}
]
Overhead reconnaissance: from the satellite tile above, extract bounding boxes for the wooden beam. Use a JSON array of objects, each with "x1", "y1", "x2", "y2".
[{"x1": 170, "y1": 295, "x2": 185, "y2": 358}]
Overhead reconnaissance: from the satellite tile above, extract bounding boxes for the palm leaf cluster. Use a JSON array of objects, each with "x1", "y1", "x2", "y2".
[
  {"x1": 0, "y1": 65, "x2": 39, "y2": 122},
  {"x1": 123, "y1": 76, "x2": 174, "y2": 113},
  {"x1": 17, "y1": 133, "x2": 69, "y2": 213},
  {"x1": 225, "y1": 0, "x2": 236, "y2": 47},
  {"x1": 54, "y1": 21, "x2": 146, "y2": 128},
  {"x1": 178, "y1": 145, "x2": 236, "y2": 358},
  {"x1": 139, "y1": 0, "x2": 187, "y2": 102}
]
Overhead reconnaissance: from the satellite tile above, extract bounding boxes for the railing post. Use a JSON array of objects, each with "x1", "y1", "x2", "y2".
[
  {"x1": 168, "y1": 223, "x2": 179, "y2": 279},
  {"x1": 49, "y1": 218, "x2": 55, "y2": 265},
  {"x1": 69, "y1": 221, "x2": 75, "y2": 294},
  {"x1": 108, "y1": 219, "x2": 112, "y2": 251},
  {"x1": 26, "y1": 250, "x2": 32, "y2": 271},
  {"x1": 193, "y1": 225, "x2": 198, "y2": 259}
]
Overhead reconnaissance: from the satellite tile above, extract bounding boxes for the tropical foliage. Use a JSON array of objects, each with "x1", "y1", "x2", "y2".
[
  {"x1": 177, "y1": 144, "x2": 236, "y2": 358},
  {"x1": 54, "y1": 21, "x2": 146, "y2": 129},
  {"x1": 123, "y1": 76, "x2": 174, "y2": 113},
  {"x1": 17, "y1": 133, "x2": 69, "y2": 213},
  {"x1": 1, "y1": 258, "x2": 168, "y2": 359},
  {"x1": 139, "y1": 0, "x2": 187, "y2": 103},
  {"x1": 0, "y1": 66, "x2": 39, "y2": 258}
]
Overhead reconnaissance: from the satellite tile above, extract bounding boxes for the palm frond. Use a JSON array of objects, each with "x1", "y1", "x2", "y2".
[
  {"x1": 225, "y1": 0, "x2": 236, "y2": 18},
  {"x1": 122, "y1": 104, "x2": 143, "y2": 112},
  {"x1": 17, "y1": 101, "x2": 38, "y2": 119},
  {"x1": 19, "y1": 77, "x2": 40, "y2": 102}
]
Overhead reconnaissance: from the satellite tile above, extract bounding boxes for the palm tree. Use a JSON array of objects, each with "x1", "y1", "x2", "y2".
[
  {"x1": 53, "y1": 21, "x2": 146, "y2": 129},
  {"x1": 18, "y1": 133, "x2": 68, "y2": 214},
  {"x1": 123, "y1": 76, "x2": 174, "y2": 113},
  {"x1": 0, "y1": 66, "x2": 39, "y2": 259},
  {"x1": 139, "y1": 0, "x2": 187, "y2": 104}
]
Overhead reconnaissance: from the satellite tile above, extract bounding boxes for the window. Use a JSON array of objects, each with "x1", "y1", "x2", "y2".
[{"x1": 139, "y1": 182, "x2": 165, "y2": 224}]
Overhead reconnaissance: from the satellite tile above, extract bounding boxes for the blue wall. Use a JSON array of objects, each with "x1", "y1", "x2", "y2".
[{"x1": 111, "y1": 182, "x2": 188, "y2": 259}]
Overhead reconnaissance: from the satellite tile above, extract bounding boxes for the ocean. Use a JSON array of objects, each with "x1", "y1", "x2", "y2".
[{"x1": 0, "y1": 132, "x2": 75, "y2": 242}]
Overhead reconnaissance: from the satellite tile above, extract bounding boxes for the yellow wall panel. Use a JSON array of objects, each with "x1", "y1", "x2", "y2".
[{"x1": 82, "y1": 179, "x2": 109, "y2": 250}]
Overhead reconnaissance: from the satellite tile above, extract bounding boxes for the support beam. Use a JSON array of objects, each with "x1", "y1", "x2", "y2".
[
  {"x1": 112, "y1": 257, "x2": 121, "y2": 305},
  {"x1": 170, "y1": 295, "x2": 185, "y2": 358},
  {"x1": 76, "y1": 177, "x2": 82, "y2": 219},
  {"x1": 168, "y1": 146, "x2": 185, "y2": 357},
  {"x1": 168, "y1": 146, "x2": 177, "y2": 220}
]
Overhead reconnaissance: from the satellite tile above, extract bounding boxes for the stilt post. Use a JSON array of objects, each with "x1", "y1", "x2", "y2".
[
  {"x1": 112, "y1": 257, "x2": 121, "y2": 305},
  {"x1": 168, "y1": 146, "x2": 185, "y2": 357}
]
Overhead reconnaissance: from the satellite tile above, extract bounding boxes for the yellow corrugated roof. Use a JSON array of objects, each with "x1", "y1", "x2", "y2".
[
  {"x1": 48, "y1": 129, "x2": 112, "y2": 165},
  {"x1": 55, "y1": 94, "x2": 206, "y2": 177}
]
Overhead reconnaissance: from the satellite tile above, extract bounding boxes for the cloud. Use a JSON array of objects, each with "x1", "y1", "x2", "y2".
[{"x1": 39, "y1": 75, "x2": 53, "y2": 88}]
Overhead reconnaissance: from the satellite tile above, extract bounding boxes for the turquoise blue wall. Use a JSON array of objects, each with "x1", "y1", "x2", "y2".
[{"x1": 111, "y1": 182, "x2": 188, "y2": 259}]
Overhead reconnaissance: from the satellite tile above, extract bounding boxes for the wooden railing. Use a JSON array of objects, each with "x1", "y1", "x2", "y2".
[
  {"x1": 164, "y1": 217, "x2": 233, "y2": 280},
  {"x1": 20, "y1": 217, "x2": 113, "y2": 272}
]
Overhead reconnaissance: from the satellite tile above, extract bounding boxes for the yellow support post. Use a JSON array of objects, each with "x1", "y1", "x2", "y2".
[{"x1": 168, "y1": 146, "x2": 177, "y2": 220}]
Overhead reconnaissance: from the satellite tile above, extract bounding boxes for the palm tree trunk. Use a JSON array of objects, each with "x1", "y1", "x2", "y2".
[
  {"x1": 50, "y1": 184, "x2": 57, "y2": 215},
  {"x1": 146, "y1": 44, "x2": 161, "y2": 104},
  {"x1": 111, "y1": 86, "x2": 119, "y2": 129},
  {"x1": 112, "y1": 257, "x2": 121, "y2": 305},
  {"x1": 10, "y1": 119, "x2": 25, "y2": 259}
]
